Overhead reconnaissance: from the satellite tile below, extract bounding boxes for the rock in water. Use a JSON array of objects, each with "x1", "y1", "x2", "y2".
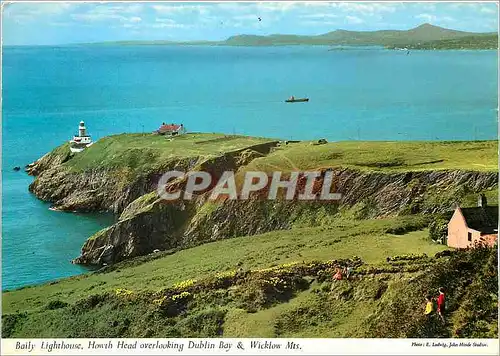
[{"x1": 13, "y1": 166, "x2": 20, "y2": 171}]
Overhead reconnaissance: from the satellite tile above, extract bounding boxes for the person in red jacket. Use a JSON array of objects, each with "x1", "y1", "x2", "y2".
[
  {"x1": 333, "y1": 267, "x2": 343, "y2": 281},
  {"x1": 437, "y1": 287, "x2": 446, "y2": 323}
]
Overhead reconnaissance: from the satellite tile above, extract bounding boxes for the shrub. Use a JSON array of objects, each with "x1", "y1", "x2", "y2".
[
  {"x1": 152, "y1": 290, "x2": 194, "y2": 317},
  {"x1": 177, "y1": 308, "x2": 226, "y2": 337},
  {"x1": 365, "y1": 247, "x2": 498, "y2": 338},
  {"x1": 71, "y1": 293, "x2": 110, "y2": 313},
  {"x1": 45, "y1": 300, "x2": 69, "y2": 310},
  {"x1": 173, "y1": 279, "x2": 197, "y2": 290},
  {"x1": 232, "y1": 274, "x2": 308, "y2": 312},
  {"x1": 115, "y1": 288, "x2": 134, "y2": 297},
  {"x1": 1, "y1": 312, "x2": 28, "y2": 338},
  {"x1": 428, "y1": 218, "x2": 448, "y2": 243}
]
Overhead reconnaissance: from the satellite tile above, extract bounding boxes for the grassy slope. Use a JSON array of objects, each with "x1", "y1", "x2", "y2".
[
  {"x1": 6, "y1": 136, "x2": 497, "y2": 337},
  {"x1": 3, "y1": 237, "x2": 497, "y2": 338},
  {"x1": 244, "y1": 140, "x2": 498, "y2": 173},
  {"x1": 54, "y1": 136, "x2": 498, "y2": 174},
  {"x1": 65, "y1": 133, "x2": 275, "y2": 173},
  {"x1": 2, "y1": 217, "x2": 445, "y2": 314}
]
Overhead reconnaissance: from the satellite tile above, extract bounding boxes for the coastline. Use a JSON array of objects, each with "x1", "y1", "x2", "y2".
[
  {"x1": 23, "y1": 135, "x2": 498, "y2": 275},
  {"x1": 5, "y1": 23, "x2": 498, "y2": 50},
  {"x1": 2, "y1": 3, "x2": 499, "y2": 340}
]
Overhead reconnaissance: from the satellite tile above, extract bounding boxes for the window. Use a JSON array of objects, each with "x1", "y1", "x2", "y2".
[{"x1": 468, "y1": 232, "x2": 472, "y2": 242}]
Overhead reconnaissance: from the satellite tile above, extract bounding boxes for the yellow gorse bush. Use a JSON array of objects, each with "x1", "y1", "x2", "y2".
[
  {"x1": 171, "y1": 291, "x2": 191, "y2": 301},
  {"x1": 173, "y1": 279, "x2": 197, "y2": 290},
  {"x1": 253, "y1": 261, "x2": 300, "y2": 273},
  {"x1": 262, "y1": 277, "x2": 288, "y2": 288},
  {"x1": 152, "y1": 292, "x2": 191, "y2": 307},
  {"x1": 115, "y1": 288, "x2": 134, "y2": 297},
  {"x1": 215, "y1": 270, "x2": 237, "y2": 279},
  {"x1": 152, "y1": 295, "x2": 167, "y2": 306},
  {"x1": 280, "y1": 261, "x2": 300, "y2": 268}
]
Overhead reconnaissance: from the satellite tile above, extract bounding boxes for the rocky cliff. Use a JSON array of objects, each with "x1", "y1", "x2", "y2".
[
  {"x1": 73, "y1": 168, "x2": 497, "y2": 265},
  {"x1": 27, "y1": 136, "x2": 498, "y2": 266},
  {"x1": 27, "y1": 138, "x2": 278, "y2": 213}
]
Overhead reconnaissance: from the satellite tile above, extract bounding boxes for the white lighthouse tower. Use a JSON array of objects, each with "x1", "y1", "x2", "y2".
[
  {"x1": 79, "y1": 121, "x2": 87, "y2": 137},
  {"x1": 69, "y1": 121, "x2": 93, "y2": 153}
]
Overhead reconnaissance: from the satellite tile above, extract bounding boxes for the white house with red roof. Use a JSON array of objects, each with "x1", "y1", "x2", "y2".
[{"x1": 156, "y1": 123, "x2": 186, "y2": 136}]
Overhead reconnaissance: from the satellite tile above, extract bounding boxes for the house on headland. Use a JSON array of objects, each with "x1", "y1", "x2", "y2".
[
  {"x1": 156, "y1": 123, "x2": 186, "y2": 136},
  {"x1": 447, "y1": 194, "x2": 498, "y2": 248}
]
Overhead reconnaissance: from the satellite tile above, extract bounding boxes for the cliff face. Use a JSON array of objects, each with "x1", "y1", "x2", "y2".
[
  {"x1": 28, "y1": 162, "x2": 191, "y2": 213},
  {"x1": 73, "y1": 168, "x2": 497, "y2": 265},
  {"x1": 27, "y1": 141, "x2": 278, "y2": 213},
  {"x1": 27, "y1": 138, "x2": 498, "y2": 266}
]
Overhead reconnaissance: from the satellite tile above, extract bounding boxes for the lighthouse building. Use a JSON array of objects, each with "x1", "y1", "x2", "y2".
[{"x1": 69, "y1": 121, "x2": 93, "y2": 152}]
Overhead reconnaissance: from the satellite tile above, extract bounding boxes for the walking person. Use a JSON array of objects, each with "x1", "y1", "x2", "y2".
[
  {"x1": 424, "y1": 295, "x2": 434, "y2": 317},
  {"x1": 330, "y1": 267, "x2": 344, "y2": 292},
  {"x1": 346, "y1": 266, "x2": 353, "y2": 280},
  {"x1": 437, "y1": 287, "x2": 446, "y2": 323},
  {"x1": 423, "y1": 294, "x2": 436, "y2": 337},
  {"x1": 333, "y1": 267, "x2": 343, "y2": 281}
]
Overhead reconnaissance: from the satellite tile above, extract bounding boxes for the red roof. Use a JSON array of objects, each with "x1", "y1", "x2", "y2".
[{"x1": 158, "y1": 124, "x2": 182, "y2": 133}]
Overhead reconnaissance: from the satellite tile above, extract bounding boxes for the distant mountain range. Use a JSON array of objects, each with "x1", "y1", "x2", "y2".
[{"x1": 88, "y1": 24, "x2": 498, "y2": 49}]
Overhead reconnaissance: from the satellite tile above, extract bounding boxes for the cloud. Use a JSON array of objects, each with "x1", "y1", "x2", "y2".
[
  {"x1": 338, "y1": 3, "x2": 398, "y2": 15},
  {"x1": 152, "y1": 4, "x2": 209, "y2": 16},
  {"x1": 232, "y1": 14, "x2": 262, "y2": 21},
  {"x1": 152, "y1": 18, "x2": 190, "y2": 29},
  {"x1": 300, "y1": 14, "x2": 339, "y2": 20},
  {"x1": 345, "y1": 15, "x2": 364, "y2": 25},
  {"x1": 415, "y1": 13, "x2": 456, "y2": 25},
  {"x1": 450, "y1": 3, "x2": 498, "y2": 15},
  {"x1": 3, "y1": 3, "x2": 77, "y2": 23},
  {"x1": 114, "y1": 4, "x2": 144, "y2": 14},
  {"x1": 480, "y1": 6, "x2": 498, "y2": 15},
  {"x1": 3, "y1": 2, "x2": 498, "y2": 45},
  {"x1": 70, "y1": 5, "x2": 145, "y2": 27},
  {"x1": 420, "y1": 4, "x2": 436, "y2": 12},
  {"x1": 299, "y1": 2, "x2": 399, "y2": 25},
  {"x1": 415, "y1": 13, "x2": 436, "y2": 23},
  {"x1": 300, "y1": 20, "x2": 339, "y2": 27}
]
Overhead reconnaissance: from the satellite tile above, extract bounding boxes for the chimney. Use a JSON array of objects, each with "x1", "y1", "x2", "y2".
[{"x1": 477, "y1": 194, "x2": 487, "y2": 208}]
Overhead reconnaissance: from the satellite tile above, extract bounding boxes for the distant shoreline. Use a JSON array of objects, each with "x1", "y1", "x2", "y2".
[
  {"x1": 4, "y1": 23, "x2": 498, "y2": 50},
  {"x1": 4, "y1": 44, "x2": 497, "y2": 51}
]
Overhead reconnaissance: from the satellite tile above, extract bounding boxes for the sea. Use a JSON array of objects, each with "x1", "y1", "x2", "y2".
[{"x1": 2, "y1": 45, "x2": 498, "y2": 290}]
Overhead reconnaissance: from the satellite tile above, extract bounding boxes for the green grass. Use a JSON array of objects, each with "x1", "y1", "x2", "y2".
[
  {"x1": 4, "y1": 247, "x2": 494, "y2": 338},
  {"x1": 2, "y1": 216, "x2": 447, "y2": 314},
  {"x1": 45, "y1": 135, "x2": 497, "y2": 175},
  {"x1": 223, "y1": 247, "x2": 497, "y2": 339},
  {"x1": 12, "y1": 133, "x2": 497, "y2": 337},
  {"x1": 223, "y1": 287, "x2": 374, "y2": 338},
  {"x1": 63, "y1": 133, "x2": 275, "y2": 173},
  {"x1": 243, "y1": 140, "x2": 498, "y2": 173}
]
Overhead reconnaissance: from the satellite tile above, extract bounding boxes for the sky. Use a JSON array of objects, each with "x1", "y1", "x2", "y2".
[{"x1": 2, "y1": 1, "x2": 499, "y2": 45}]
